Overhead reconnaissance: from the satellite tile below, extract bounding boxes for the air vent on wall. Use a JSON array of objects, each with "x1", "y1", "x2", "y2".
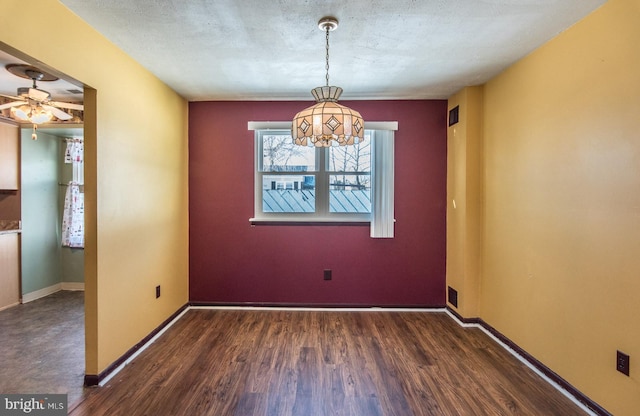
[
  {"x1": 448, "y1": 286, "x2": 458, "y2": 308},
  {"x1": 448, "y1": 106, "x2": 459, "y2": 126}
]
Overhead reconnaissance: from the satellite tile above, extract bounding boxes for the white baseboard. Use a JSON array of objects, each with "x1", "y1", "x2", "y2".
[
  {"x1": 22, "y1": 283, "x2": 62, "y2": 303},
  {"x1": 61, "y1": 282, "x2": 85, "y2": 291},
  {"x1": 22, "y1": 282, "x2": 85, "y2": 303}
]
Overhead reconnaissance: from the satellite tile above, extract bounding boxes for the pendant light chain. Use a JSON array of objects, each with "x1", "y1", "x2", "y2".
[
  {"x1": 291, "y1": 16, "x2": 364, "y2": 147},
  {"x1": 325, "y1": 26, "x2": 330, "y2": 87}
]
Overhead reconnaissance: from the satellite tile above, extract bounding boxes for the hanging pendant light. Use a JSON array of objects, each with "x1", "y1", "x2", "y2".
[{"x1": 292, "y1": 17, "x2": 364, "y2": 147}]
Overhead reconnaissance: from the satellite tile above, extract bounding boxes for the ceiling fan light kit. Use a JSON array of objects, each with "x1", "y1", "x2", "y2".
[
  {"x1": 292, "y1": 17, "x2": 364, "y2": 147},
  {"x1": 0, "y1": 64, "x2": 84, "y2": 128},
  {"x1": 11, "y1": 104, "x2": 53, "y2": 124}
]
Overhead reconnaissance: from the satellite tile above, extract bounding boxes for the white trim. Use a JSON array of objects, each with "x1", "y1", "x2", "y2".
[
  {"x1": 22, "y1": 283, "x2": 62, "y2": 303},
  {"x1": 248, "y1": 121, "x2": 398, "y2": 131},
  {"x1": 190, "y1": 305, "x2": 446, "y2": 313},
  {"x1": 248, "y1": 121, "x2": 290, "y2": 130},
  {"x1": 249, "y1": 217, "x2": 369, "y2": 224},
  {"x1": 61, "y1": 282, "x2": 85, "y2": 291},
  {"x1": 22, "y1": 283, "x2": 85, "y2": 303},
  {"x1": 445, "y1": 310, "x2": 597, "y2": 416},
  {"x1": 366, "y1": 121, "x2": 398, "y2": 131},
  {"x1": 253, "y1": 128, "x2": 374, "y2": 223}
]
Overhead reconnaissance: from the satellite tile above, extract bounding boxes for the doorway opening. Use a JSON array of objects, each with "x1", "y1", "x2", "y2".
[{"x1": 0, "y1": 44, "x2": 90, "y2": 407}]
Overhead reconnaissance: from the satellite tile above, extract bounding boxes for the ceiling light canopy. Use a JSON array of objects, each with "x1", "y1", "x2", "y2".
[{"x1": 292, "y1": 17, "x2": 364, "y2": 147}]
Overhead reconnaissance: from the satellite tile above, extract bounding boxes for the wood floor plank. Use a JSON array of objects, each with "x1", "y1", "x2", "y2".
[{"x1": 70, "y1": 310, "x2": 588, "y2": 416}]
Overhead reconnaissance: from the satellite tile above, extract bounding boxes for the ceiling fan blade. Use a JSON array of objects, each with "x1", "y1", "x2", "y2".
[
  {"x1": 0, "y1": 100, "x2": 28, "y2": 110},
  {"x1": 29, "y1": 88, "x2": 50, "y2": 101},
  {"x1": 0, "y1": 93, "x2": 23, "y2": 101},
  {"x1": 49, "y1": 101, "x2": 84, "y2": 111},
  {"x1": 42, "y1": 105, "x2": 73, "y2": 121}
]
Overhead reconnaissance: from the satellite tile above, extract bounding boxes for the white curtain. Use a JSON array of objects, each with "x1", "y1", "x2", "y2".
[
  {"x1": 62, "y1": 139, "x2": 84, "y2": 248},
  {"x1": 61, "y1": 183, "x2": 84, "y2": 248},
  {"x1": 64, "y1": 138, "x2": 84, "y2": 184},
  {"x1": 370, "y1": 129, "x2": 395, "y2": 238}
]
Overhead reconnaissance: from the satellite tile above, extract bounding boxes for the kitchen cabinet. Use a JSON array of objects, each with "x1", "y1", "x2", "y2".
[
  {"x1": 0, "y1": 121, "x2": 19, "y2": 190},
  {"x1": 0, "y1": 232, "x2": 20, "y2": 310}
]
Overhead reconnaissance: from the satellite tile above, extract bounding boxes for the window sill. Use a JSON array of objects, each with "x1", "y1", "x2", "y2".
[{"x1": 249, "y1": 218, "x2": 370, "y2": 226}]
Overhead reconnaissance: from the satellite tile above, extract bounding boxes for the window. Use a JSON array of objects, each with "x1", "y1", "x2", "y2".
[
  {"x1": 250, "y1": 122, "x2": 397, "y2": 238},
  {"x1": 255, "y1": 130, "x2": 371, "y2": 222}
]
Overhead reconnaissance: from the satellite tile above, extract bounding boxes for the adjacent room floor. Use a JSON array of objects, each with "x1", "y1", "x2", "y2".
[{"x1": 0, "y1": 290, "x2": 85, "y2": 407}]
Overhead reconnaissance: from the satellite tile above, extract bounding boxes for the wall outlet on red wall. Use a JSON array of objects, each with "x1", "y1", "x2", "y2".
[{"x1": 324, "y1": 270, "x2": 332, "y2": 281}]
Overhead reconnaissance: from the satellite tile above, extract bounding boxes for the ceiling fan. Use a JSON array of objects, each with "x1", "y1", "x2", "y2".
[{"x1": 0, "y1": 64, "x2": 83, "y2": 124}]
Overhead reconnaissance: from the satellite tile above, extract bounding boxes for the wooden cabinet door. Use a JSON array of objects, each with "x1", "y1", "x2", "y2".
[
  {"x1": 0, "y1": 122, "x2": 19, "y2": 190},
  {"x1": 0, "y1": 233, "x2": 20, "y2": 310}
]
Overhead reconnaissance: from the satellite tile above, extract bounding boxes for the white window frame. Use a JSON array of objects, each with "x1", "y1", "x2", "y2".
[
  {"x1": 249, "y1": 121, "x2": 397, "y2": 238},
  {"x1": 253, "y1": 129, "x2": 370, "y2": 222}
]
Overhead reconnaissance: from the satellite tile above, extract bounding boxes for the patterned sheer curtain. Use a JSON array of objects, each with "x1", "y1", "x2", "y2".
[{"x1": 61, "y1": 138, "x2": 84, "y2": 248}]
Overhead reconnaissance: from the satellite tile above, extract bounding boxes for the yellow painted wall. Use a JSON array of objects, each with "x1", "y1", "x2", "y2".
[
  {"x1": 446, "y1": 86, "x2": 483, "y2": 318},
  {"x1": 480, "y1": 0, "x2": 640, "y2": 413},
  {"x1": 0, "y1": 1, "x2": 189, "y2": 374}
]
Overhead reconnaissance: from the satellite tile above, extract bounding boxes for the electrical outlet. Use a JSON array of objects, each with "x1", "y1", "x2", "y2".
[
  {"x1": 617, "y1": 350, "x2": 630, "y2": 376},
  {"x1": 156, "y1": 285, "x2": 161, "y2": 299},
  {"x1": 324, "y1": 269, "x2": 332, "y2": 280}
]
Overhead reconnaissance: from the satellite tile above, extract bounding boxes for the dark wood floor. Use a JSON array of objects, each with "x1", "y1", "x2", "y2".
[
  {"x1": 0, "y1": 290, "x2": 85, "y2": 406},
  {"x1": 71, "y1": 309, "x2": 587, "y2": 416}
]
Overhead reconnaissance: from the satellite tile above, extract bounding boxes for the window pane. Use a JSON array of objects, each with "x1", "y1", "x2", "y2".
[
  {"x1": 262, "y1": 175, "x2": 315, "y2": 213},
  {"x1": 329, "y1": 174, "x2": 371, "y2": 213},
  {"x1": 262, "y1": 134, "x2": 315, "y2": 172},
  {"x1": 327, "y1": 135, "x2": 371, "y2": 172}
]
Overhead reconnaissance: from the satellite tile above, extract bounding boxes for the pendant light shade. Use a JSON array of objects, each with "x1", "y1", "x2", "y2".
[
  {"x1": 292, "y1": 17, "x2": 364, "y2": 147},
  {"x1": 293, "y1": 86, "x2": 364, "y2": 147}
]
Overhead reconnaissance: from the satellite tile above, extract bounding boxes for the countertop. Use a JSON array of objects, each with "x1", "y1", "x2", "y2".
[{"x1": 0, "y1": 220, "x2": 21, "y2": 235}]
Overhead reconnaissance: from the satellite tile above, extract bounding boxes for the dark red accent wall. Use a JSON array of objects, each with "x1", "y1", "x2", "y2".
[{"x1": 189, "y1": 100, "x2": 447, "y2": 306}]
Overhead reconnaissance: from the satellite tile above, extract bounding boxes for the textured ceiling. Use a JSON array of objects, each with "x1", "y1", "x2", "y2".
[{"x1": 11, "y1": 0, "x2": 607, "y2": 102}]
